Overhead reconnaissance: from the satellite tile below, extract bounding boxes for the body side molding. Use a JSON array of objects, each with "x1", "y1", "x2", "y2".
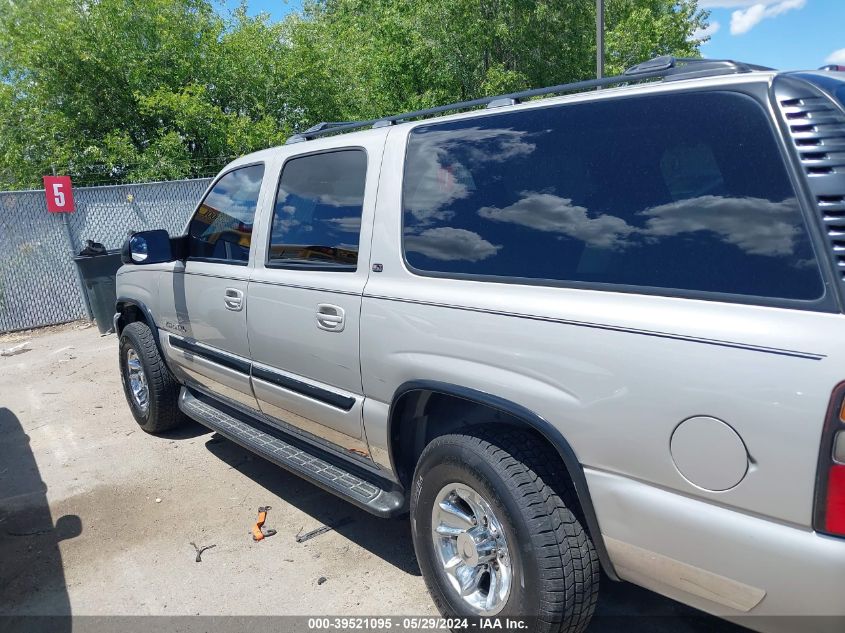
[
  {"x1": 387, "y1": 379, "x2": 619, "y2": 581},
  {"x1": 252, "y1": 365, "x2": 356, "y2": 411},
  {"x1": 365, "y1": 295, "x2": 826, "y2": 361},
  {"x1": 166, "y1": 335, "x2": 357, "y2": 411},
  {"x1": 168, "y1": 335, "x2": 251, "y2": 375}
]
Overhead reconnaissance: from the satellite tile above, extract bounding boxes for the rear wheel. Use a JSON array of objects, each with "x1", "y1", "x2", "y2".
[
  {"x1": 411, "y1": 429, "x2": 599, "y2": 632},
  {"x1": 119, "y1": 321, "x2": 185, "y2": 433}
]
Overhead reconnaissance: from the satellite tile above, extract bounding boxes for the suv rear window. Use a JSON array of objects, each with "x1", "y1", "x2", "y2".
[{"x1": 401, "y1": 91, "x2": 824, "y2": 302}]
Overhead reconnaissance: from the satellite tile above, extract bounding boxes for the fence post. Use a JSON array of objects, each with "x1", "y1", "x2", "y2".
[{"x1": 52, "y1": 166, "x2": 93, "y2": 320}]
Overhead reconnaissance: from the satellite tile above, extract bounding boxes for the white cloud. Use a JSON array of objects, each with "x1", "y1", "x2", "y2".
[
  {"x1": 478, "y1": 192, "x2": 636, "y2": 249},
  {"x1": 692, "y1": 21, "x2": 721, "y2": 42},
  {"x1": 731, "y1": 4, "x2": 766, "y2": 35},
  {"x1": 404, "y1": 227, "x2": 501, "y2": 262},
  {"x1": 826, "y1": 48, "x2": 845, "y2": 65},
  {"x1": 641, "y1": 196, "x2": 801, "y2": 257},
  {"x1": 730, "y1": 0, "x2": 806, "y2": 36}
]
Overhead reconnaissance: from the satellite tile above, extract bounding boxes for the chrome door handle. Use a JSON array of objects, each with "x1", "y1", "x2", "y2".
[
  {"x1": 316, "y1": 304, "x2": 345, "y2": 332},
  {"x1": 224, "y1": 288, "x2": 244, "y2": 311}
]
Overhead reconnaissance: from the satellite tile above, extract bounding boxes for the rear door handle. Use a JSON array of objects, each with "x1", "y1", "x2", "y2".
[
  {"x1": 224, "y1": 288, "x2": 244, "y2": 311},
  {"x1": 316, "y1": 304, "x2": 345, "y2": 332}
]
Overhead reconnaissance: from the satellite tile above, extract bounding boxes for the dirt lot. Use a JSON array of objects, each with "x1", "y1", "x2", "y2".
[{"x1": 0, "y1": 323, "x2": 743, "y2": 631}]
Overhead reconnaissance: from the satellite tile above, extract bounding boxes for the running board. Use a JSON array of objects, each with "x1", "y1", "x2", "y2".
[{"x1": 179, "y1": 388, "x2": 405, "y2": 517}]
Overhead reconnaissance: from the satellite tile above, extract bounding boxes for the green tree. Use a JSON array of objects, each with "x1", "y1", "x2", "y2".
[
  {"x1": 0, "y1": 0, "x2": 290, "y2": 187},
  {"x1": 284, "y1": 0, "x2": 709, "y2": 118},
  {"x1": 0, "y1": 0, "x2": 710, "y2": 190},
  {"x1": 605, "y1": 0, "x2": 709, "y2": 74}
]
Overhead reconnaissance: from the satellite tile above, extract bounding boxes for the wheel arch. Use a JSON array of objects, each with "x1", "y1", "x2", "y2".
[
  {"x1": 115, "y1": 297, "x2": 170, "y2": 369},
  {"x1": 387, "y1": 379, "x2": 619, "y2": 581},
  {"x1": 115, "y1": 297, "x2": 154, "y2": 333}
]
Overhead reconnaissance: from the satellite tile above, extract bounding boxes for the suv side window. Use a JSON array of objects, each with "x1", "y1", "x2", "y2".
[
  {"x1": 402, "y1": 91, "x2": 825, "y2": 302},
  {"x1": 188, "y1": 164, "x2": 265, "y2": 263},
  {"x1": 268, "y1": 149, "x2": 367, "y2": 270}
]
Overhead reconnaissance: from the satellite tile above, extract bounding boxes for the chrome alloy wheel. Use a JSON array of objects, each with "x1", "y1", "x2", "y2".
[
  {"x1": 125, "y1": 348, "x2": 149, "y2": 413},
  {"x1": 431, "y1": 483, "x2": 512, "y2": 615}
]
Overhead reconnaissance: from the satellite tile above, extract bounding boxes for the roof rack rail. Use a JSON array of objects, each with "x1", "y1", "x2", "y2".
[
  {"x1": 298, "y1": 121, "x2": 359, "y2": 134},
  {"x1": 286, "y1": 55, "x2": 771, "y2": 144}
]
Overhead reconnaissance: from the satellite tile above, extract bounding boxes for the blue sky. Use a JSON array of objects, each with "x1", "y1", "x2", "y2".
[
  {"x1": 219, "y1": 0, "x2": 302, "y2": 20},
  {"x1": 221, "y1": 0, "x2": 844, "y2": 72},
  {"x1": 697, "y1": 1, "x2": 844, "y2": 70}
]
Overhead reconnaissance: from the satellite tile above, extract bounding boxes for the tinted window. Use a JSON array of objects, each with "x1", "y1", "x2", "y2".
[
  {"x1": 402, "y1": 91, "x2": 824, "y2": 301},
  {"x1": 269, "y1": 150, "x2": 367, "y2": 269},
  {"x1": 188, "y1": 164, "x2": 264, "y2": 262},
  {"x1": 836, "y1": 85, "x2": 845, "y2": 110}
]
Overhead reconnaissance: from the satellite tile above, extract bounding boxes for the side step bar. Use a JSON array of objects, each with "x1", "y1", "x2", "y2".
[{"x1": 179, "y1": 388, "x2": 405, "y2": 517}]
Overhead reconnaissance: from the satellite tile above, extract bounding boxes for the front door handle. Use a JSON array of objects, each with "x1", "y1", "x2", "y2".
[
  {"x1": 224, "y1": 288, "x2": 244, "y2": 311},
  {"x1": 316, "y1": 304, "x2": 345, "y2": 332}
]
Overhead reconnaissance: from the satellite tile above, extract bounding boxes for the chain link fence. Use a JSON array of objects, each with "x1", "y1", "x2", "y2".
[{"x1": 0, "y1": 178, "x2": 212, "y2": 333}]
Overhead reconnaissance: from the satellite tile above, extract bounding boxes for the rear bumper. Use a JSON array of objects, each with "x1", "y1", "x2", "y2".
[{"x1": 586, "y1": 468, "x2": 845, "y2": 633}]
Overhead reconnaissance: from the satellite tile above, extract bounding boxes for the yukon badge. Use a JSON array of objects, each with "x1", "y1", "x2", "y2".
[{"x1": 164, "y1": 320, "x2": 187, "y2": 334}]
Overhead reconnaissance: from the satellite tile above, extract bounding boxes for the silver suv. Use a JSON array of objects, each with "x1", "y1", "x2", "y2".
[{"x1": 114, "y1": 57, "x2": 845, "y2": 633}]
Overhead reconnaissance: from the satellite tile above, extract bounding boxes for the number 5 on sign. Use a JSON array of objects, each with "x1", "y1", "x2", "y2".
[{"x1": 43, "y1": 175, "x2": 75, "y2": 212}]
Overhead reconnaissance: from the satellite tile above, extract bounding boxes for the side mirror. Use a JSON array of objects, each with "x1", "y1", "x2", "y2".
[{"x1": 121, "y1": 229, "x2": 175, "y2": 265}]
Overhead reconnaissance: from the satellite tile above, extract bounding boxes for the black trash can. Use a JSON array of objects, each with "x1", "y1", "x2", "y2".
[{"x1": 73, "y1": 250, "x2": 122, "y2": 335}]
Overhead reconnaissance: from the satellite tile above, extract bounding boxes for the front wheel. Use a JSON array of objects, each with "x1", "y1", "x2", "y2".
[
  {"x1": 119, "y1": 321, "x2": 185, "y2": 433},
  {"x1": 410, "y1": 429, "x2": 599, "y2": 633}
]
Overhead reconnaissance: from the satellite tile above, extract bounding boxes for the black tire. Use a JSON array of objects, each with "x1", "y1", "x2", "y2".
[
  {"x1": 411, "y1": 428, "x2": 599, "y2": 633},
  {"x1": 118, "y1": 320, "x2": 185, "y2": 434}
]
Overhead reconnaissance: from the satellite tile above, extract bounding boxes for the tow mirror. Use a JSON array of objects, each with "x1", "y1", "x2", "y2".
[{"x1": 121, "y1": 229, "x2": 176, "y2": 265}]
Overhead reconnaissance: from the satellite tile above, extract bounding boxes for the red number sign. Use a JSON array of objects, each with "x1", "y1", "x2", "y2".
[{"x1": 43, "y1": 175, "x2": 75, "y2": 213}]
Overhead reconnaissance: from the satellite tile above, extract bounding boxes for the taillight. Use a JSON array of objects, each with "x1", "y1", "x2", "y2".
[
  {"x1": 815, "y1": 385, "x2": 845, "y2": 537},
  {"x1": 825, "y1": 465, "x2": 845, "y2": 534}
]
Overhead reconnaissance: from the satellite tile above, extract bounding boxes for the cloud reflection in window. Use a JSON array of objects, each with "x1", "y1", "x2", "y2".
[
  {"x1": 204, "y1": 165, "x2": 264, "y2": 223},
  {"x1": 640, "y1": 195, "x2": 802, "y2": 257},
  {"x1": 478, "y1": 192, "x2": 636, "y2": 249},
  {"x1": 473, "y1": 192, "x2": 804, "y2": 258},
  {"x1": 405, "y1": 127, "x2": 537, "y2": 226},
  {"x1": 405, "y1": 227, "x2": 501, "y2": 262}
]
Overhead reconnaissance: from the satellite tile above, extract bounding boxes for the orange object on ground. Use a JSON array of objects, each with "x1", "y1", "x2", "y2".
[{"x1": 252, "y1": 506, "x2": 276, "y2": 541}]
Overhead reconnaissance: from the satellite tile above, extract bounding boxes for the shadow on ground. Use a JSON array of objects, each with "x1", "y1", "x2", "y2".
[
  {"x1": 159, "y1": 416, "x2": 213, "y2": 441},
  {"x1": 205, "y1": 433, "x2": 421, "y2": 576},
  {"x1": 591, "y1": 576, "x2": 746, "y2": 632},
  {"x1": 0, "y1": 407, "x2": 81, "y2": 632},
  {"x1": 206, "y1": 432, "x2": 748, "y2": 632}
]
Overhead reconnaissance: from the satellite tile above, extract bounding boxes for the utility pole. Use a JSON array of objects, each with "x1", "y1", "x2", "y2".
[{"x1": 596, "y1": 0, "x2": 605, "y2": 79}]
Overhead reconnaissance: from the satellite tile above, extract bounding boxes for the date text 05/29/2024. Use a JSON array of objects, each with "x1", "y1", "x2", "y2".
[{"x1": 307, "y1": 617, "x2": 529, "y2": 630}]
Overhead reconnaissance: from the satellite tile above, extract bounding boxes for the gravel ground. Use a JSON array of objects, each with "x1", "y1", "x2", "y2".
[{"x1": 0, "y1": 323, "x2": 746, "y2": 632}]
